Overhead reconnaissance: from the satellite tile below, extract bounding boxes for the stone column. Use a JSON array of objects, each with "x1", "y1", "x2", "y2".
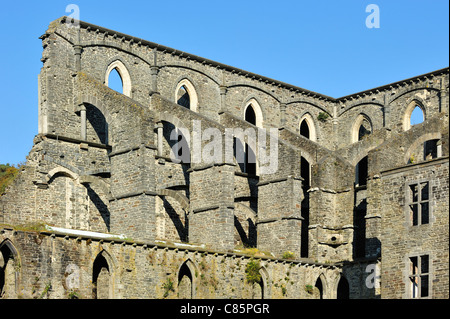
[
  {"x1": 156, "y1": 121, "x2": 163, "y2": 157},
  {"x1": 219, "y1": 85, "x2": 227, "y2": 113},
  {"x1": 150, "y1": 49, "x2": 159, "y2": 95},
  {"x1": 80, "y1": 103, "x2": 87, "y2": 141},
  {"x1": 280, "y1": 103, "x2": 287, "y2": 127},
  {"x1": 73, "y1": 45, "x2": 82, "y2": 71}
]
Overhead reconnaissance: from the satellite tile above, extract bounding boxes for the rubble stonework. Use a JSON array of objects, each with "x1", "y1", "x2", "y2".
[{"x1": 0, "y1": 17, "x2": 448, "y2": 299}]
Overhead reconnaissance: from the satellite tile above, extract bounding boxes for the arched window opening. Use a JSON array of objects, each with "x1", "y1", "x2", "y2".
[
  {"x1": 175, "y1": 79, "x2": 198, "y2": 112},
  {"x1": 299, "y1": 113, "x2": 317, "y2": 142},
  {"x1": 410, "y1": 106, "x2": 424, "y2": 127},
  {"x1": 178, "y1": 261, "x2": 194, "y2": 299},
  {"x1": 352, "y1": 114, "x2": 372, "y2": 143},
  {"x1": 177, "y1": 85, "x2": 191, "y2": 109},
  {"x1": 300, "y1": 119, "x2": 310, "y2": 139},
  {"x1": 0, "y1": 241, "x2": 18, "y2": 298},
  {"x1": 404, "y1": 101, "x2": 425, "y2": 131},
  {"x1": 355, "y1": 156, "x2": 368, "y2": 187},
  {"x1": 105, "y1": 60, "x2": 132, "y2": 97},
  {"x1": 358, "y1": 118, "x2": 372, "y2": 141},
  {"x1": 337, "y1": 276, "x2": 349, "y2": 299},
  {"x1": 245, "y1": 105, "x2": 257, "y2": 126},
  {"x1": 315, "y1": 277, "x2": 324, "y2": 299},
  {"x1": 93, "y1": 253, "x2": 111, "y2": 299},
  {"x1": 243, "y1": 99, "x2": 263, "y2": 128},
  {"x1": 107, "y1": 68, "x2": 123, "y2": 94}
]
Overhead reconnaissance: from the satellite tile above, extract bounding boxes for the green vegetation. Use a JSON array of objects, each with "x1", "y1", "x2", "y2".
[
  {"x1": 0, "y1": 163, "x2": 20, "y2": 195},
  {"x1": 317, "y1": 112, "x2": 330, "y2": 122},
  {"x1": 305, "y1": 284, "x2": 314, "y2": 294},
  {"x1": 281, "y1": 251, "x2": 295, "y2": 260},
  {"x1": 162, "y1": 278, "x2": 175, "y2": 298},
  {"x1": 245, "y1": 259, "x2": 261, "y2": 285}
]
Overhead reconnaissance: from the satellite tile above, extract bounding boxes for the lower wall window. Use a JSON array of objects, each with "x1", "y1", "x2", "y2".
[
  {"x1": 408, "y1": 255, "x2": 430, "y2": 298},
  {"x1": 408, "y1": 182, "x2": 430, "y2": 226}
]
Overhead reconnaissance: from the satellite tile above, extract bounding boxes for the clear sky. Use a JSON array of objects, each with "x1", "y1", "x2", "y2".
[{"x1": 0, "y1": 0, "x2": 448, "y2": 165}]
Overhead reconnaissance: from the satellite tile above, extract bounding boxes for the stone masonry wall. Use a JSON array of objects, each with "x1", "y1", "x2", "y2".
[{"x1": 0, "y1": 17, "x2": 448, "y2": 299}]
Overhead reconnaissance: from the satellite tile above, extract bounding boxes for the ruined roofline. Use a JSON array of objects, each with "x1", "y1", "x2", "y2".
[
  {"x1": 52, "y1": 16, "x2": 336, "y2": 101},
  {"x1": 337, "y1": 67, "x2": 449, "y2": 101},
  {"x1": 51, "y1": 17, "x2": 448, "y2": 103}
]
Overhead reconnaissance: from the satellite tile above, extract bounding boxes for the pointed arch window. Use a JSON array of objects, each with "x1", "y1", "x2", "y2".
[
  {"x1": 299, "y1": 113, "x2": 317, "y2": 141},
  {"x1": 245, "y1": 105, "x2": 256, "y2": 125},
  {"x1": 175, "y1": 79, "x2": 198, "y2": 112},
  {"x1": 404, "y1": 101, "x2": 425, "y2": 131},
  {"x1": 107, "y1": 68, "x2": 123, "y2": 94},
  {"x1": 337, "y1": 276, "x2": 350, "y2": 299},
  {"x1": 92, "y1": 251, "x2": 113, "y2": 299},
  {"x1": 178, "y1": 260, "x2": 197, "y2": 299},
  {"x1": 300, "y1": 120, "x2": 310, "y2": 139},
  {"x1": 352, "y1": 114, "x2": 372, "y2": 143},
  {"x1": 105, "y1": 60, "x2": 132, "y2": 97},
  {"x1": 244, "y1": 99, "x2": 263, "y2": 128},
  {"x1": 410, "y1": 106, "x2": 424, "y2": 126}
]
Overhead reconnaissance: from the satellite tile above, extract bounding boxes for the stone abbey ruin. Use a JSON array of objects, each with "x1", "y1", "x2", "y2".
[{"x1": 0, "y1": 17, "x2": 448, "y2": 299}]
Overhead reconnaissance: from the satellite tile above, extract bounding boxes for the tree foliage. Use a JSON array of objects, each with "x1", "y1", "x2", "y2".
[
  {"x1": 245, "y1": 259, "x2": 261, "y2": 285},
  {"x1": 0, "y1": 163, "x2": 20, "y2": 195}
]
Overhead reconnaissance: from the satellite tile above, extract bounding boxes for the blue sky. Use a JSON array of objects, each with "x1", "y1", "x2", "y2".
[{"x1": 0, "y1": 0, "x2": 448, "y2": 165}]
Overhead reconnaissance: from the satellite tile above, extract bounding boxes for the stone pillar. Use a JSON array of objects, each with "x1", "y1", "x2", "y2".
[
  {"x1": 188, "y1": 164, "x2": 235, "y2": 251},
  {"x1": 383, "y1": 92, "x2": 390, "y2": 129},
  {"x1": 73, "y1": 45, "x2": 82, "y2": 71},
  {"x1": 80, "y1": 104, "x2": 87, "y2": 141},
  {"x1": 439, "y1": 79, "x2": 446, "y2": 113},
  {"x1": 150, "y1": 49, "x2": 159, "y2": 95},
  {"x1": 280, "y1": 103, "x2": 287, "y2": 127},
  {"x1": 219, "y1": 85, "x2": 227, "y2": 113},
  {"x1": 156, "y1": 121, "x2": 163, "y2": 157},
  {"x1": 150, "y1": 66, "x2": 159, "y2": 95}
]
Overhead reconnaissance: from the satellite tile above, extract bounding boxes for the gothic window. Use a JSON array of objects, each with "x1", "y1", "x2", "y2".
[
  {"x1": 92, "y1": 252, "x2": 112, "y2": 299},
  {"x1": 177, "y1": 85, "x2": 190, "y2": 109},
  {"x1": 0, "y1": 240, "x2": 19, "y2": 298},
  {"x1": 299, "y1": 113, "x2": 316, "y2": 141},
  {"x1": 300, "y1": 119, "x2": 310, "y2": 139},
  {"x1": 404, "y1": 101, "x2": 425, "y2": 131},
  {"x1": 244, "y1": 99, "x2": 263, "y2": 128},
  {"x1": 410, "y1": 106, "x2": 424, "y2": 126},
  {"x1": 408, "y1": 255, "x2": 430, "y2": 298},
  {"x1": 358, "y1": 118, "x2": 372, "y2": 140},
  {"x1": 245, "y1": 104, "x2": 257, "y2": 125},
  {"x1": 107, "y1": 68, "x2": 123, "y2": 94},
  {"x1": 175, "y1": 79, "x2": 198, "y2": 112},
  {"x1": 105, "y1": 60, "x2": 132, "y2": 97},
  {"x1": 336, "y1": 276, "x2": 349, "y2": 299},
  {"x1": 352, "y1": 114, "x2": 372, "y2": 143},
  {"x1": 408, "y1": 182, "x2": 430, "y2": 226}
]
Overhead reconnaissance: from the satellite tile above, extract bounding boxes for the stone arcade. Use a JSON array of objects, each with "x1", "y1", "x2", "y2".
[{"x1": 0, "y1": 17, "x2": 448, "y2": 299}]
